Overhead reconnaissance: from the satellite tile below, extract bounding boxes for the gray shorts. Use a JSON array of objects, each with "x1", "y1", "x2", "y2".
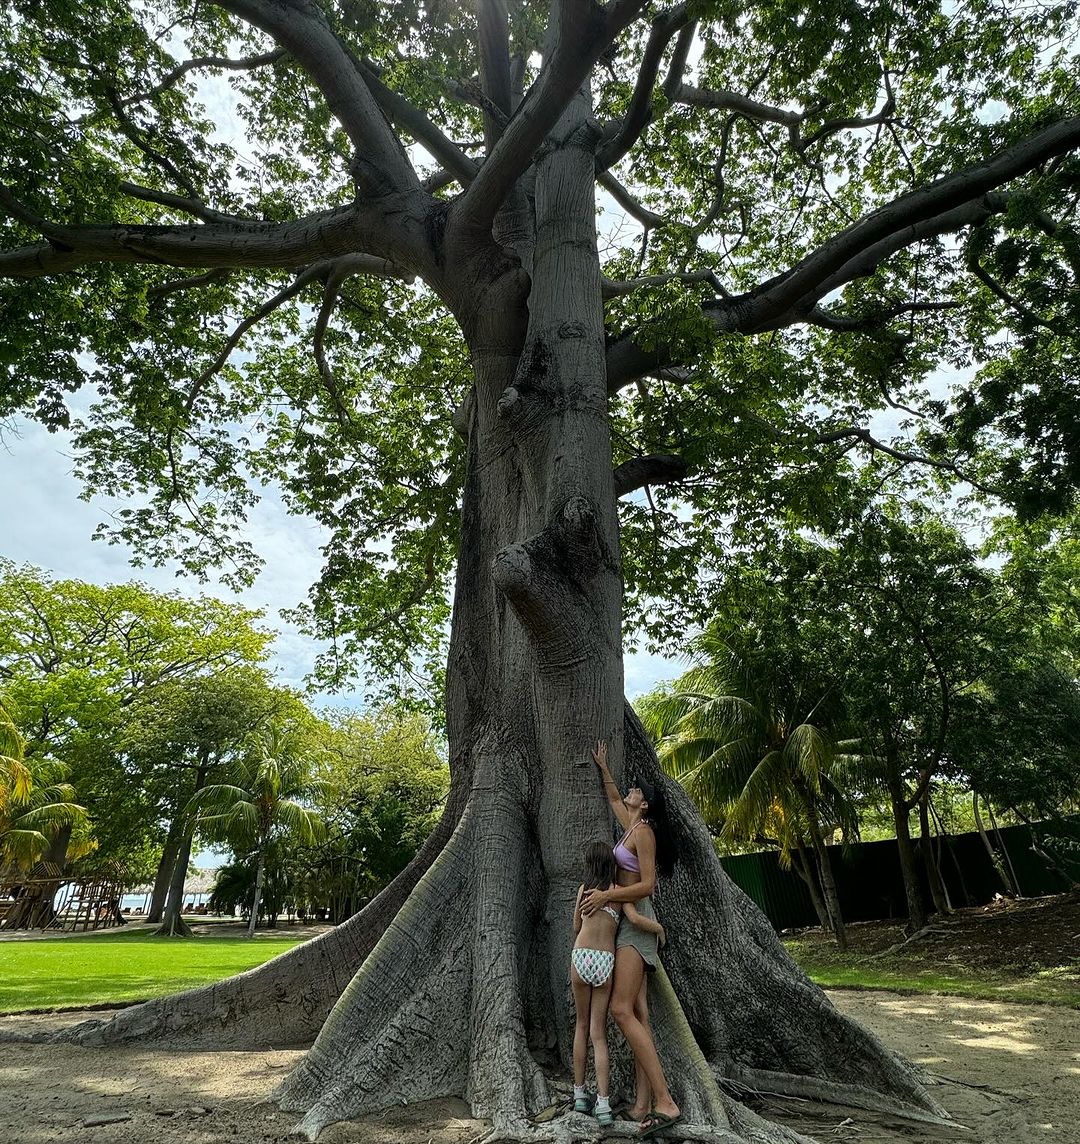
[{"x1": 615, "y1": 896, "x2": 659, "y2": 973}]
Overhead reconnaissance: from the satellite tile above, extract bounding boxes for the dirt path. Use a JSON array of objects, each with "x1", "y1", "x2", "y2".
[
  {"x1": 0, "y1": 991, "x2": 1075, "y2": 1143},
  {"x1": 825, "y1": 990, "x2": 1080, "y2": 1143}
]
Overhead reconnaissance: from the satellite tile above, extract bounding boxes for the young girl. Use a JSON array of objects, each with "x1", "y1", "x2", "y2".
[{"x1": 572, "y1": 839, "x2": 666, "y2": 1124}]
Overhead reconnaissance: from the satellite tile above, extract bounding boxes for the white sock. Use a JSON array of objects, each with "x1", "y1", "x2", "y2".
[
  {"x1": 574, "y1": 1085, "x2": 588, "y2": 1100},
  {"x1": 595, "y1": 1096, "x2": 611, "y2": 1113}
]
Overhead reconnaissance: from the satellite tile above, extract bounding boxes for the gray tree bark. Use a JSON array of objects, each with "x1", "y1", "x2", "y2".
[
  {"x1": 147, "y1": 826, "x2": 181, "y2": 924},
  {"x1": 806, "y1": 816, "x2": 847, "y2": 951},
  {"x1": 156, "y1": 829, "x2": 194, "y2": 938},
  {"x1": 918, "y1": 790, "x2": 952, "y2": 915},
  {"x1": 156, "y1": 760, "x2": 210, "y2": 938},
  {"x1": 792, "y1": 842, "x2": 832, "y2": 932},
  {"x1": 247, "y1": 848, "x2": 267, "y2": 938},
  {"x1": 885, "y1": 752, "x2": 927, "y2": 932}
]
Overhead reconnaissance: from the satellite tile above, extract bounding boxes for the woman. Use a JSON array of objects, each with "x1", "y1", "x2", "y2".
[{"x1": 581, "y1": 740, "x2": 681, "y2": 1138}]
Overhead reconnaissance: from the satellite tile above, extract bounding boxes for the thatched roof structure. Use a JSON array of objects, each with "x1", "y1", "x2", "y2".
[{"x1": 127, "y1": 867, "x2": 219, "y2": 897}]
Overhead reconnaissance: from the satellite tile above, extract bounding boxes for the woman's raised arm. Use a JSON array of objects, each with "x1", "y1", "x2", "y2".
[{"x1": 592, "y1": 740, "x2": 630, "y2": 829}]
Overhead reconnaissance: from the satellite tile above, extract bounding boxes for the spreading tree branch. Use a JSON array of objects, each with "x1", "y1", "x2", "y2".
[
  {"x1": 116, "y1": 49, "x2": 286, "y2": 109},
  {"x1": 118, "y1": 182, "x2": 252, "y2": 225},
  {"x1": 0, "y1": 202, "x2": 421, "y2": 280},
  {"x1": 805, "y1": 300, "x2": 961, "y2": 331},
  {"x1": 597, "y1": 171, "x2": 667, "y2": 228},
  {"x1": 211, "y1": 0, "x2": 419, "y2": 198},
  {"x1": 309, "y1": 254, "x2": 411, "y2": 420},
  {"x1": 355, "y1": 59, "x2": 478, "y2": 185},
  {"x1": 967, "y1": 256, "x2": 1059, "y2": 330},
  {"x1": 601, "y1": 267, "x2": 725, "y2": 298},
  {"x1": 746, "y1": 117, "x2": 1080, "y2": 327},
  {"x1": 661, "y1": 20, "x2": 696, "y2": 101},
  {"x1": 105, "y1": 89, "x2": 202, "y2": 199},
  {"x1": 673, "y1": 80, "x2": 895, "y2": 159},
  {"x1": 476, "y1": 0, "x2": 513, "y2": 150},
  {"x1": 675, "y1": 83, "x2": 799, "y2": 129},
  {"x1": 598, "y1": 4, "x2": 692, "y2": 170},
  {"x1": 455, "y1": 0, "x2": 648, "y2": 234},
  {"x1": 147, "y1": 267, "x2": 233, "y2": 302},
  {"x1": 606, "y1": 117, "x2": 1080, "y2": 387},
  {"x1": 815, "y1": 426, "x2": 997, "y2": 495},
  {"x1": 184, "y1": 263, "x2": 329, "y2": 412},
  {"x1": 613, "y1": 453, "x2": 689, "y2": 496}
]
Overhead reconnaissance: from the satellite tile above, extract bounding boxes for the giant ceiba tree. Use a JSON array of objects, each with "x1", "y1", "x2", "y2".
[{"x1": 4, "y1": 1, "x2": 1080, "y2": 1140}]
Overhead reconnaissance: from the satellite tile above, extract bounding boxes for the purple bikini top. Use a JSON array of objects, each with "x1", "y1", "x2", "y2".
[{"x1": 613, "y1": 823, "x2": 641, "y2": 874}]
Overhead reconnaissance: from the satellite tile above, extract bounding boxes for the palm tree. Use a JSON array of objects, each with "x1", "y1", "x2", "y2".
[
  {"x1": 0, "y1": 700, "x2": 88, "y2": 874},
  {"x1": 187, "y1": 724, "x2": 327, "y2": 936},
  {"x1": 638, "y1": 630, "x2": 866, "y2": 948}
]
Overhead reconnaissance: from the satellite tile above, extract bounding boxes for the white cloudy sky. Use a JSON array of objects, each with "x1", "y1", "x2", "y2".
[{"x1": 0, "y1": 415, "x2": 685, "y2": 710}]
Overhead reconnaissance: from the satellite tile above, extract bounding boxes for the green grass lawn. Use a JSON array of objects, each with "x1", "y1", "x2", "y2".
[
  {"x1": 783, "y1": 894, "x2": 1080, "y2": 1007},
  {"x1": 0, "y1": 924, "x2": 310, "y2": 1012},
  {"x1": 784, "y1": 938, "x2": 1080, "y2": 1006}
]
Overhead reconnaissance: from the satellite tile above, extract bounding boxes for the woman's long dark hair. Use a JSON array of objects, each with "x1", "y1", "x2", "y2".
[
  {"x1": 582, "y1": 839, "x2": 617, "y2": 891},
  {"x1": 638, "y1": 779, "x2": 677, "y2": 877}
]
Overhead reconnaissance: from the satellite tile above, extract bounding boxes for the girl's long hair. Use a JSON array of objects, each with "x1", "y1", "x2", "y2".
[{"x1": 582, "y1": 838, "x2": 616, "y2": 891}]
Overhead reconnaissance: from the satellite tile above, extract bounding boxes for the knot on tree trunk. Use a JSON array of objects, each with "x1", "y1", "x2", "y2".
[
  {"x1": 452, "y1": 387, "x2": 476, "y2": 440},
  {"x1": 491, "y1": 496, "x2": 606, "y2": 666}
]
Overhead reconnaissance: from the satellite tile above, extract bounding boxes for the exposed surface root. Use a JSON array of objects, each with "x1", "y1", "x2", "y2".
[
  {"x1": 479, "y1": 1115, "x2": 767, "y2": 1144},
  {"x1": 724, "y1": 1068, "x2": 955, "y2": 1127},
  {"x1": 646, "y1": 965, "x2": 729, "y2": 1126},
  {"x1": 467, "y1": 759, "x2": 549, "y2": 1127},
  {"x1": 277, "y1": 798, "x2": 477, "y2": 1139}
]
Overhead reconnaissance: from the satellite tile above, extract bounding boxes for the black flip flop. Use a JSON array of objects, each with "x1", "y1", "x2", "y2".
[{"x1": 638, "y1": 1110, "x2": 683, "y2": 1139}]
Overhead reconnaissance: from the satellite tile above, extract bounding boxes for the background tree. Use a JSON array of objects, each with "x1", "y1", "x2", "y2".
[
  {"x1": 690, "y1": 509, "x2": 1052, "y2": 931},
  {"x1": 303, "y1": 708, "x2": 448, "y2": 922},
  {"x1": 947, "y1": 659, "x2": 1080, "y2": 890},
  {"x1": 123, "y1": 668, "x2": 299, "y2": 931},
  {"x1": 0, "y1": 699, "x2": 88, "y2": 877},
  {"x1": 7, "y1": 0, "x2": 1080, "y2": 1138},
  {"x1": 0, "y1": 562, "x2": 272, "y2": 877},
  {"x1": 189, "y1": 721, "x2": 327, "y2": 937},
  {"x1": 823, "y1": 513, "x2": 1035, "y2": 930},
  {"x1": 208, "y1": 840, "x2": 301, "y2": 926},
  {"x1": 639, "y1": 628, "x2": 862, "y2": 948}
]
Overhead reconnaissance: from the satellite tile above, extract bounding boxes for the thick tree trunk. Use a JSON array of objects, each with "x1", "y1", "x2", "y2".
[
  {"x1": 805, "y1": 814, "x2": 847, "y2": 950},
  {"x1": 918, "y1": 790, "x2": 951, "y2": 915},
  {"x1": 792, "y1": 842, "x2": 831, "y2": 932},
  {"x1": 247, "y1": 849, "x2": 266, "y2": 938},
  {"x1": 156, "y1": 762, "x2": 209, "y2": 938},
  {"x1": 3, "y1": 61, "x2": 952, "y2": 1144},
  {"x1": 148, "y1": 821, "x2": 182, "y2": 924},
  {"x1": 45, "y1": 824, "x2": 72, "y2": 869},
  {"x1": 156, "y1": 830, "x2": 194, "y2": 938},
  {"x1": 886, "y1": 755, "x2": 926, "y2": 932}
]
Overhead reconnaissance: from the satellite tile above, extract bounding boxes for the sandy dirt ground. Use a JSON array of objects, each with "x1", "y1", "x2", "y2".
[{"x1": 0, "y1": 990, "x2": 1076, "y2": 1143}]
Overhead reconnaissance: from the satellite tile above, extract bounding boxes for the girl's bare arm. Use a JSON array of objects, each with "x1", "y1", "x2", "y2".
[
  {"x1": 581, "y1": 827, "x2": 656, "y2": 912},
  {"x1": 623, "y1": 900, "x2": 661, "y2": 935}
]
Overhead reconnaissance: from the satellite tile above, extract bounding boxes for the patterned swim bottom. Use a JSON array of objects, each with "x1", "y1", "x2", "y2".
[{"x1": 571, "y1": 947, "x2": 615, "y2": 987}]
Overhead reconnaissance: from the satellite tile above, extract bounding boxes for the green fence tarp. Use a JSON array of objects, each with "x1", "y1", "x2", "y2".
[{"x1": 719, "y1": 819, "x2": 1076, "y2": 930}]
